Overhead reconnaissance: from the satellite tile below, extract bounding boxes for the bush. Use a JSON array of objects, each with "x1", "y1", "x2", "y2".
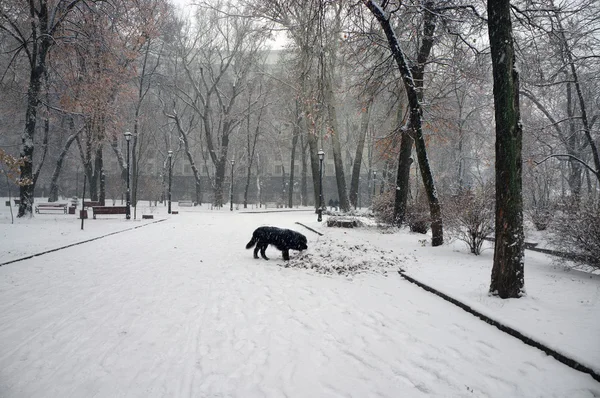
[
  {"x1": 372, "y1": 190, "x2": 396, "y2": 225},
  {"x1": 550, "y1": 198, "x2": 600, "y2": 270},
  {"x1": 445, "y1": 184, "x2": 495, "y2": 255},
  {"x1": 405, "y1": 193, "x2": 430, "y2": 234},
  {"x1": 372, "y1": 190, "x2": 431, "y2": 233},
  {"x1": 526, "y1": 199, "x2": 555, "y2": 231}
]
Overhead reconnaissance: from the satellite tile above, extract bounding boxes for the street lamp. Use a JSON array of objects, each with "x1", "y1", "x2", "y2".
[
  {"x1": 317, "y1": 149, "x2": 325, "y2": 222},
  {"x1": 372, "y1": 169, "x2": 377, "y2": 200},
  {"x1": 168, "y1": 150, "x2": 173, "y2": 214},
  {"x1": 124, "y1": 131, "x2": 132, "y2": 219},
  {"x1": 230, "y1": 159, "x2": 235, "y2": 211}
]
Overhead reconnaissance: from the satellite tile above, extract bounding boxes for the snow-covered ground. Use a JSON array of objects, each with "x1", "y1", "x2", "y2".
[{"x1": 0, "y1": 199, "x2": 599, "y2": 397}]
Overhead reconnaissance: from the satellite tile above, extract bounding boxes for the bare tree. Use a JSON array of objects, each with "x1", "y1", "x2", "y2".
[
  {"x1": 169, "y1": 3, "x2": 268, "y2": 206},
  {"x1": 1, "y1": 0, "x2": 87, "y2": 216},
  {"x1": 364, "y1": 0, "x2": 444, "y2": 246}
]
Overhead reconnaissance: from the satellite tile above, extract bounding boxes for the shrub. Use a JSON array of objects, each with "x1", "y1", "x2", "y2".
[
  {"x1": 550, "y1": 198, "x2": 600, "y2": 270},
  {"x1": 526, "y1": 199, "x2": 555, "y2": 231},
  {"x1": 445, "y1": 184, "x2": 495, "y2": 255},
  {"x1": 405, "y1": 193, "x2": 430, "y2": 234},
  {"x1": 372, "y1": 190, "x2": 396, "y2": 225}
]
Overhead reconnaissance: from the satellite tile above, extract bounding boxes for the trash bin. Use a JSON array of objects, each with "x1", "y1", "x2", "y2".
[
  {"x1": 69, "y1": 206, "x2": 76, "y2": 215},
  {"x1": 79, "y1": 210, "x2": 88, "y2": 219}
]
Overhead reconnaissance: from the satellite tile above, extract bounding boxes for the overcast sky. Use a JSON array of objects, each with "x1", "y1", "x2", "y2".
[{"x1": 169, "y1": 0, "x2": 288, "y2": 49}]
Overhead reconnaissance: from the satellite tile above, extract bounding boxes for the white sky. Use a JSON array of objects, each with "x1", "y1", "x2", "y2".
[{"x1": 169, "y1": 0, "x2": 289, "y2": 49}]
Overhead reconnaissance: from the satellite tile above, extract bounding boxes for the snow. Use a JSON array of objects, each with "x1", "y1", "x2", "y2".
[{"x1": 0, "y1": 200, "x2": 599, "y2": 397}]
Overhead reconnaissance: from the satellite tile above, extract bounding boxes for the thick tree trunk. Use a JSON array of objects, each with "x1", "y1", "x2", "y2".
[
  {"x1": 18, "y1": 64, "x2": 45, "y2": 217},
  {"x1": 488, "y1": 0, "x2": 525, "y2": 299},
  {"x1": 214, "y1": 159, "x2": 226, "y2": 206}
]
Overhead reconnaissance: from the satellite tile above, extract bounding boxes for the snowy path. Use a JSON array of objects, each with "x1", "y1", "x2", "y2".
[{"x1": 0, "y1": 211, "x2": 598, "y2": 397}]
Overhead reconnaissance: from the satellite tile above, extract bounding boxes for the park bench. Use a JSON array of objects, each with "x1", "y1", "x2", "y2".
[
  {"x1": 178, "y1": 200, "x2": 193, "y2": 207},
  {"x1": 92, "y1": 206, "x2": 127, "y2": 219},
  {"x1": 35, "y1": 203, "x2": 68, "y2": 214},
  {"x1": 84, "y1": 201, "x2": 102, "y2": 207}
]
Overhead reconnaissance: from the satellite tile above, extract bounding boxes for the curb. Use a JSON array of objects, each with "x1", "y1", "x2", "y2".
[
  {"x1": 0, "y1": 219, "x2": 166, "y2": 267},
  {"x1": 397, "y1": 270, "x2": 600, "y2": 383}
]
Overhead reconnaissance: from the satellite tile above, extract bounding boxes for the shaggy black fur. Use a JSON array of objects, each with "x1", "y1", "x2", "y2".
[{"x1": 245, "y1": 226, "x2": 308, "y2": 260}]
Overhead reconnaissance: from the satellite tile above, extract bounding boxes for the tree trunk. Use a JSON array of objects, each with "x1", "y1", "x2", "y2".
[
  {"x1": 488, "y1": 0, "x2": 525, "y2": 299},
  {"x1": 214, "y1": 159, "x2": 226, "y2": 206},
  {"x1": 301, "y1": 135, "x2": 308, "y2": 206},
  {"x1": 288, "y1": 125, "x2": 299, "y2": 208},
  {"x1": 350, "y1": 97, "x2": 372, "y2": 208},
  {"x1": 18, "y1": 61, "x2": 45, "y2": 217},
  {"x1": 566, "y1": 82, "x2": 582, "y2": 197},
  {"x1": 48, "y1": 130, "x2": 80, "y2": 202},
  {"x1": 394, "y1": 130, "x2": 414, "y2": 226}
]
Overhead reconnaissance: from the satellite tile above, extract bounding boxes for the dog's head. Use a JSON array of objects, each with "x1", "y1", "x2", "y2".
[{"x1": 293, "y1": 232, "x2": 308, "y2": 251}]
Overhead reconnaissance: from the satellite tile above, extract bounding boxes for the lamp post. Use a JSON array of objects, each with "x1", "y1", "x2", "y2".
[
  {"x1": 124, "y1": 131, "x2": 132, "y2": 219},
  {"x1": 372, "y1": 169, "x2": 377, "y2": 201},
  {"x1": 168, "y1": 150, "x2": 173, "y2": 214},
  {"x1": 317, "y1": 149, "x2": 324, "y2": 222},
  {"x1": 230, "y1": 159, "x2": 235, "y2": 211}
]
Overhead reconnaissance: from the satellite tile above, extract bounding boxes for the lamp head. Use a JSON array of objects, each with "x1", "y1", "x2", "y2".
[
  {"x1": 168, "y1": 150, "x2": 173, "y2": 157},
  {"x1": 231, "y1": 159, "x2": 235, "y2": 165},
  {"x1": 124, "y1": 131, "x2": 132, "y2": 141},
  {"x1": 318, "y1": 149, "x2": 325, "y2": 161}
]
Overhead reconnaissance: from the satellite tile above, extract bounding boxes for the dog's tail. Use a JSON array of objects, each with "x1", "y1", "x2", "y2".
[{"x1": 245, "y1": 234, "x2": 257, "y2": 249}]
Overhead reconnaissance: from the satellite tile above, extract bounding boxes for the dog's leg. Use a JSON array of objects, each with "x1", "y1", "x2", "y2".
[
  {"x1": 282, "y1": 249, "x2": 290, "y2": 261},
  {"x1": 253, "y1": 244, "x2": 260, "y2": 259},
  {"x1": 260, "y1": 244, "x2": 269, "y2": 260}
]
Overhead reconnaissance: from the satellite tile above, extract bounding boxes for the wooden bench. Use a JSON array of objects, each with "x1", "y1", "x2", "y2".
[
  {"x1": 35, "y1": 203, "x2": 68, "y2": 214},
  {"x1": 92, "y1": 206, "x2": 127, "y2": 219},
  {"x1": 178, "y1": 200, "x2": 193, "y2": 207}
]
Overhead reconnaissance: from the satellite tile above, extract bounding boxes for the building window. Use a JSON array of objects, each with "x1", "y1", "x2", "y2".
[
  {"x1": 275, "y1": 165, "x2": 282, "y2": 175},
  {"x1": 184, "y1": 164, "x2": 191, "y2": 175}
]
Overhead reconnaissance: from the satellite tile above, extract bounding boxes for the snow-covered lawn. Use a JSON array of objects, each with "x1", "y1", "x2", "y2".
[{"x1": 0, "y1": 200, "x2": 598, "y2": 397}]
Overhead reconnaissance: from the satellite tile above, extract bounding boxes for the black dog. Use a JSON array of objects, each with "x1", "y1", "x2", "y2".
[{"x1": 246, "y1": 226, "x2": 308, "y2": 260}]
